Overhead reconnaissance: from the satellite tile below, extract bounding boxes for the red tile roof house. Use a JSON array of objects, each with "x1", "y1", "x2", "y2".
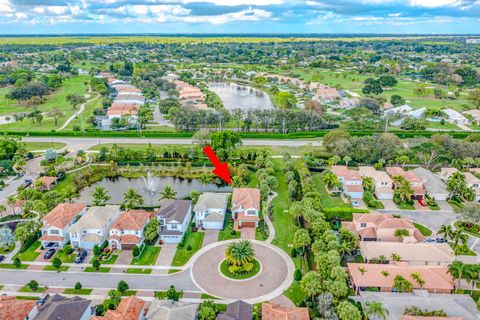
[
  {"x1": 108, "y1": 210, "x2": 154, "y2": 250},
  {"x1": 92, "y1": 296, "x2": 146, "y2": 320},
  {"x1": 35, "y1": 176, "x2": 58, "y2": 191},
  {"x1": 0, "y1": 296, "x2": 37, "y2": 320},
  {"x1": 347, "y1": 263, "x2": 454, "y2": 294},
  {"x1": 261, "y1": 302, "x2": 309, "y2": 320},
  {"x1": 331, "y1": 165, "x2": 364, "y2": 199},
  {"x1": 386, "y1": 167, "x2": 425, "y2": 200},
  {"x1": 342, "y1": 213, "x2": 425, "y2": 243},
  {"x1": 40, "y1": 203, "x2": 87, "y2": 249},
  {"x1": 231, "y1": 188, "x2": 261, "y2": 231}
]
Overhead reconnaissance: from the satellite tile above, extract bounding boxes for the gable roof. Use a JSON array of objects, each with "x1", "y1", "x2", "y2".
[
  {"x1": 193, "y1": 192, "x2": 229, "y2": 212},
  {"x1": 217, "y1": 300, "x2": 252, "y2": 320},
  {"x1": 359, "y1": 242, "x2": 455, "y2": 264},
  {"x1": 43, "y1": 203, "x2": 86, "y2": 229},
  {"x1": 36, "y1": 176, "x2": 57, "y2": 186},
  {"x1": 111, "y1": 210, "x2": 152, "y2": 231},
  {"x1": 34, "y1": 294, "x2": 92, "y2": 320},
  {"x1": 232, "y1": 188, "x2": 260, "y2": 212},
  {"x1": 68, "y1": 205, "x2": 120, "y2": 232},
  {"x1": 332, "y1": 165, "x2": 362, "y2": 181},
  {"x1": 93, "y1": 296, "x2": 145, "y2": 320},
  {"x1": 411, "y1": 168, "x2": 448, "y2": 195},
  {"x1": 261, "y1": 302, "x2": 309, "y2": 320},
  {"x1": 156, "y1": 199, "x2": 192, "y2": 223},
  {"x1": 0, "y1": 296, "x2": 36, "y2": 320},
  {"x1": 146, "y1": 300, "x2": 197, "y2": 320}
]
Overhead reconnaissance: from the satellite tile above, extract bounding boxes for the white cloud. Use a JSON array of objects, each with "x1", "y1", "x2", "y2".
[
  {"x1": 182, "y1": 7, "x2": 272, "y2": 24},
  {"x1": 389, "y1": 13, "x2": 401, "y2": 17},
  {"x1": 409, "y1": 0, "x2": 461, "y2": 7},
  {"x1": 0, "y1": 0, "x2": 13, "y2": 14},
  {"x1": 183, "y1": 0, "x2": 283, "y2": 6}
]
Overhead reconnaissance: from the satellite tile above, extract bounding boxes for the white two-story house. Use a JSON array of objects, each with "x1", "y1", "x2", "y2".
[
  {"x1": 40, "y1": 203, "x2": 87, "y2": 249},
  {"x1": 156, "y1": 200, "x2": 192, "y2": 244},
  {"x1": 231, "y1": 188, "x2": 260, "y2": 230},
  {"x1": 68, "y1": 205, "x2": 121, "y2": 250},
  {"x1": 332, "y1": 165, "x2": 364, "y2": 199},
  {"x1": 194, "y1": 193, "x2": 229, "y2": 230},
  {"x1": 358, "y1": 166, "x2": 394, "y2": 200},
  {"x1": 108, "y1": 210, "x2": 153, "y2": 250}
]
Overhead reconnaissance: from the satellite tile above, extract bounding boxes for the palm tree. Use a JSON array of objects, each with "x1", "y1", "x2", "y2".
[
  {"x1": 410, "y1": 272, "x2": 425, "y2": 288},
  {"x1": 393, "y1": 176, "x2": 413, "y2": 202},
  {"x1": 91, "y1": 186, "x2": 111, "y2": 206},
  {"x1": 448, "y1": 261, "x2": 469, "y2": 290},
  {"x1": 0, "y1": 205, "x2": 6, "y2": 219},
  {"x1": 7, "y1": 195, "x2": 16, "y2": 214},
  {"x1": 394, "y1": 229, "x2": 410, "y2": 241},
  {"x1": 362, "y1": 176, "x2": 374, "y2": 192},
  {"x1": 343, "y1": 156, "x2": 352, "y2": 167},
  {"x1": 62, "y1": 185, "x2": 77, "y2": 203},
  {"x1": 322, "y1": 171, "x2": 341, "y2": 192},
  {"x1": 122, "y1": 188, "x2": 144, "y2": 211},
  {"x1": 225, "y1": 240, "x2": 255, "y2": 267},
  {"x1": 365, "y1": 301, "x2": 389, "y2": 320},
  {"x1": 159, "y1": 185, "x2": 177, "y2": 200},
  {"x1": 438, "y1": 224, "x2": 453, "y2": 241},
  {"x1": 451, "y1": 229, "x2": 468, "y2": 252}
]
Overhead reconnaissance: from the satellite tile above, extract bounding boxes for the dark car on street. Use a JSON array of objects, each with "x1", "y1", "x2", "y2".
[
  {"x1": 74, "y1": 250, "x2": 87, "y2": 263},
  {"x1": 0, "y1": 255, "x2": 4, "y2": 263},
  {"x1": 43, "y1": 248, "x2": 56, "y2": 259}
]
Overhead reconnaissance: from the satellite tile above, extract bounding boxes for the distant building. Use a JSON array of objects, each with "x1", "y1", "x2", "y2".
[
  {"x1": 466, "y1": 38, "x2": 480, "y2": 44},
  {"x1": 35, "y1": 176, "x2": 58, "y2": 191},
  {"x1": 146, "y1": 300, "x2": 197, "y2": 320},
  {"x1": 411, "y1": 167, "x2": 449, "y2": 200},
  {"x1": 386, "y1": 167, "x2": 425, "y2": 200},
  {"x1": 443, "y1": 108, "x2": 470, "y2": 125},
  {"x1": 439, "y1": 168, "x2": 480, "y2": 202},
  {"x1": 358, "y1": 166, "x2": 394, "y2": 200}
]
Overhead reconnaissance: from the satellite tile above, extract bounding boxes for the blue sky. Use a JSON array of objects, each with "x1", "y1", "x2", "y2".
[{"x1": 0, "y1": 0, "x2": 479, "y2": 34}]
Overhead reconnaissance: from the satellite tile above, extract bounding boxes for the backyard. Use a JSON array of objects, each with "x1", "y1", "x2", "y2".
[{"x1": 171, "y1": 229, "x2": 205, "y2": 266}]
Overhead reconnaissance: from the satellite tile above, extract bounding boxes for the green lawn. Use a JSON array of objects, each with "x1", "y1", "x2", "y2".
[
  {"x1": 15, "y1": 296, "x2": 39, "y2": 300},
  {"x1": 413, "y1": 222, "x2": 433, "y2": 236},
  {"x1": 218, "y1": 213, "x2": 240, "y2": 241},
  {"x1": 130, "y1": 245, "x2": 161, "y2": 266},
  {"x1": 43, "y1": 265, "x2": 69, "y2": 272},
  {"x1": 427, "y1": 121, "x2": 460, "y2": 130},
  {"x1": 171, "y1": 231, "x2": 205, "y2": 267},
  {"x1": 454, "y1": 221, "x2": 480, "y2": 238},
  {"x1": 62, "y1": 94, "x2": 101, "y2": 131},
  {"x1": 125, "y1": 268, "x2": 152, "y2": 274},
  {"x1": 168, "y1": 269, "x2": 182, "y2": 274},
  {"x1": 219, "y1": 259, "x2": 261, "y2": 280},
  {"x1": 0, "y1": 76, "x2": 88, "y2": 131},
  {"x1": 0, "y1": 243, "x2": 15, "y2": 254},
  {"x1": 63, "y1": 288, "x2": 93, "y2": 295},
  {"x1": 450, "y1": 243, "x2": 477, "y2": 256},
  {"x1": 24, "y1": 142, "x2": 66, "y2": 151},
  {"x1": 284, "y1": 281, "x2": 306, "y2": 306},
  {"x1": 84, "y1": 267, "x2": 111, "y2": 273},
  {"x1": 18, "y1": 285, "x2": 47, "y2": 293},
  {"x1": 0, "y1": 264, "x2": 28, "y2": 269},
  {"x1": 311, "y1": 172, "x2": 351, "y2": 209},
  {"x1": 15, "y1": 241, "x2": 41, "y2": 261},
  {"x1": 200, "y1": 293, "x2": 222, "y2": 300},
  {"x1": 90, "y1": 255, "x2": 118, "y2": 265},
  {"x1": 55, "y1": 248, "x2": 76, "y2": 263},
  {"x1": 155, "y1": 290, "x2": 184, "y2": 299}
]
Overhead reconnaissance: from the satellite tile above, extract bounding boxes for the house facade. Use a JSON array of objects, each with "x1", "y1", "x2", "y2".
[
  {"x1": 358, "y1": 166, "x2": 394, "y2": 200},
  {"x1": 108, "y1": 210, "x2": 153, "y2": 250},
  {"x1": 411, "y1": 167, "x2": 449, "y2": 201},
  {"x1": 68, "y1": 205, "x2": 121, "y2": 250},
  {"x1": 34, "y1": 294, "x2": 93, "y2": 320},
  {"x1": 386, "y1": 167, "x2": 425, "y2": 200},
  {"x1": 156, "y1": 200, "x2": 192, "y2": 244},
  {"x1": 40, "y1": 203, "x2": 87, "y2": 249},
  {"x1": 439, "y1": 167, "x2": 480, "y2": 202},
  {"x1": 331, "y1": 165, "x2": 364, "y2": 199},
  {"x1": 194, "y1": 192, "x2": 229, "y2": 230},
  {"x1": 93, "y1": 296, "x2": 146, "y2": 320},
  {"x1": 231, "y1": 188, "x2": 260, "y2": 230}
]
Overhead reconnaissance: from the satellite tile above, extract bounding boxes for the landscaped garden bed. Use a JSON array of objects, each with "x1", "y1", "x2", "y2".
[
  {"x1": 63, "y1": 288, "x2": 93, "y2": 295},
  {"x1": 125, "y1": 268, "x2": 152, "y2": 274},
  {"x1": 171, "y1": 227, "x2": 204, "y2": 266},
  {"x1": 130, "y1": 244, "x2": 161, "y2": 266},
  {"x1": 413, "y1": 222, "x2": 432, "y2": 236},
  {"x1": 219, "y1": 258, "x2": 261, "y2": 280},
  {"x1": 454, "y1": 221, "x2": 480, "y2": 237},
  {"x1": 84, "y1": 266, "x2": 111, "y2": 273}
]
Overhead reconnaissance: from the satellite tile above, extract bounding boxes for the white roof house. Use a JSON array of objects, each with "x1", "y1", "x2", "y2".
[
  {"x1": 443, "y1": 108, "x2": 470, "y2": 125},
  {"x1": 384, "y1": 104, "x2": 413, "y2": 116},
  {"x1": 194, "y1": 193, "x2": 229, "y2": 230},
  {"x1": 408, "y1": 107, "x2": 426, "y2": 119}
]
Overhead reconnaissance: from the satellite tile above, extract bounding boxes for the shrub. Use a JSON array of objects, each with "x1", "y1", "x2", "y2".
[
  {"x1": 13, "y1": 257, "x2": 21, "y2": 268},
  {"x1": 75, "y1": 282, "x2": 82, "y2": 290},
  {"x1": 290, "y1": 248, "x2": 297, "y2": 258},
  {"x1": 294, "y1": 269, "x2": 302, "y2": 281},
  {"x1": 92, "y1": 259, "x2": 101, "y2": 270},
  {"x1": 117, "y1": 280, "x2": 129, "y2": 294},
  {"x1": 132, "y1": 245, "x2": 140, "y2": 257},
  {"x1": 186, "y1": 245, "x2": 192, "y2": 251},
  {"x1": 95, "y1": 304, "x2": 105, "y2": 316},
  {"x1": 52, "y1": 257, "x2": 62, "y2": 269},
  {"x1": 64, "y1": 244, "x2": 74, "y2": 255},
  {"x1": 177, "y1": 242, "x2": 185, "y2": 249},
  {"x1": 93, "y1": 244, "x2": 101, "y2": 256},
  {"x1": 363, "y1": 191, "x2": 384, "y2": 209},
  {"x1": 28, "y1": 280, "x2": 39, "y2": 291}
]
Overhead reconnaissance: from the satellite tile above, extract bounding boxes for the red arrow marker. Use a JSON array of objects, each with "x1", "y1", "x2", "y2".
[{"x1": 203, "y1": 145, "x2": 232, "y2": 185}]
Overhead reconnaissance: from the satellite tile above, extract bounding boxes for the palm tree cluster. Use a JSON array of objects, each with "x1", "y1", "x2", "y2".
[
  {"x1": 437, "y1": 224, "x2": 468, "y2": 255},
  {"x1": 448, "y1": 261, "x2": 480, "y2": 292},
  {"x1": 224, "y1": 240, "x2": 256, "y2": 274}
]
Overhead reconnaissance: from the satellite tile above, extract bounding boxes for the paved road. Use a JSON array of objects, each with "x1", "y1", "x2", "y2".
[
  {"x1": 377, "y1": 209, "x2": 457, "y2": 232},
  {"x1": 22, "y1": 137, "x2": 323, "y2": 151},
  {"x1": 57, "y1": 87, "x2": 100, "y2": 131},
  {"x1": 0, "y1": 268, "x2": 199, "y2": 292}
]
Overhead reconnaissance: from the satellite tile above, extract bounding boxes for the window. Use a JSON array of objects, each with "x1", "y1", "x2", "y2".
[
  {"x1": 171, "y1": 224, "x2": 177, "y2": 229},
  {"x1": 247, "y1": 209, "x2": 256, "y2": 216},
  {"x1": 49, "y1": 229, "x2": 59, "y2": 235},
  {"x1": 360, "y1": 223, "x2": 367, "y2": 228}
]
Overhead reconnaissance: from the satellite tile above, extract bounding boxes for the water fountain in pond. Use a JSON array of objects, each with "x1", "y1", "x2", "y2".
[{"x1": 141, "y1": 171, "x2": 160, "y2": 205}]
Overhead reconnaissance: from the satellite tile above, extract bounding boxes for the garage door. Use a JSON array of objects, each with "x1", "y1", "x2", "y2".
[
  {"x1": 203, "y1": 221, "x2": 223, "y2": 230},
  {"x1": 242, "y1": 222, "x2": 256, "y2": 228},
  {"x1": 122, "y1": 243, "x2": 136, "y2": 250}
]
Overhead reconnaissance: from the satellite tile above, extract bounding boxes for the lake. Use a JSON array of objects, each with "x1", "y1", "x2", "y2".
[
  {"x1": 75, "y1": 176, "x2": 232, "y2": 206},
  {"x1": 208, "y1": 82, "x2": 275, "y2": 111}
]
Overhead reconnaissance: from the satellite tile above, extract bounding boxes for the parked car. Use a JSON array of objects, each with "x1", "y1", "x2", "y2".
[
  {"x1": 424, "y1": 237, "x2": 436, "y2": 243},
  {"x1": 436, "y1": 237, "x2": 447, "y2": 243},
  {"x1": 351, "y1": 201, "x2": 360, "y2": 207},
  {"x1": 0, "y1": 255, "x2": 4, "y2": 263},
  {"x1": 74, "y1": 250, "x2": 87, "y2": 264},
  {"x1": 43, "y1": 248, "x2": 56, "y2": 259},
  {"x1": 418, "y1": 199, "x2": 427, "y2": 207},
  {"x1": 21, "y1": 179, "x2": 32, "y2": 188},
  {"x1": 37, "y1": 294, "x2": 50, "y2": 306}
]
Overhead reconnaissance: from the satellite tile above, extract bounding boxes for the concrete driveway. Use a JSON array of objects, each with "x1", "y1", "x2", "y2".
[
  {"x1": 152, "y1": 244, "x2": 177, "y2": 275},
  {"x1": 380, "y1": 199, "x2": 398, "y2": 210},
  {"x1": 437, "y1": 200, "x2": 453, "y2": 211},
  {"x1": 241, "y1": 227, "x2": 256, "y2": 240},
  {"x1": 115, "y1": 250, "x2": 132, "y2": 265},
  {"x1": 380, "y1": 210, "x2": 458, "y2": 232},
  {"x1": 202, "y1": 230, "x2": 219, "y2": 248}
]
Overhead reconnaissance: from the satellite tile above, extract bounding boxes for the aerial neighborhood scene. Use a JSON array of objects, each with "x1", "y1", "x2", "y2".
[{"x1": 1, "y1": 1, "x2": 480, "y2": 320}]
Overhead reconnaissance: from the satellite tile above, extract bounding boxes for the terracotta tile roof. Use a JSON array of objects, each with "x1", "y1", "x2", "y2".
[
  {"x1": 111, "y1": 210, "x2": 152, "y2": 231},
  {"x1": 36, "y1": 176, "x2": 57, "y2": 187},
  {"x1": 43, "y1": 203, "x2": 86, "y2": 229},
  {"x1": 346, "y1": 184, "x2": 364, "y2": 193},
  {"x1": 119, "y1": 234, "x2": 141, "y2": 244},
  {"x1": 347, "y1": 263, "x2": 454, "y2": 292},
  {"x1": 386, "y1": 167, "x2": 423, "y2": 183},
  {"x1": 232, "y1": 188, "x2": 260, "y2": 213},
  {"x1": 262, "y1": 302, "x2": 309, "y2": 320},
  {"x1": 93, "y1": 296, "x2": 145, "y2": 320},
  {"x1": 360, "y1": 242, "x2": 455, "y2": 264},
  {"x1": 332, "y1": 165, "x2": 362, "y2": 181},
  {"x1": 0, "y1": 296, "x2": 36, "y2": 320},
  {"x1": 40, "y1": 234, "x2": 64, "y2": 242}
]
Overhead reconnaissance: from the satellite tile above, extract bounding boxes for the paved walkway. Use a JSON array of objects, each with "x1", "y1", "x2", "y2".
[
  {"x1": 190, "y1": 240, "x2": 294, "y2": 304},
  {"x1": 153, "y1": 244, "x2": 177, "y2": 275},
  {"x1": 3, "y1": 241, "x2": 21, "y2": 263},
  {"x1": 265, "y1": 191, "x2": 278, "y2": 244},
  {"x1": 202, "y1": 230, "x2": 220, "y2": 248},
  {"x1": 377, "y1": 209, "x2": 456, "y2": 232},
  {"x1": 57, "y1": 87, "x2": 100, "y2": 131},
  {"x1": 241, "y1": 227, "x2": 256, "y2": 240}
]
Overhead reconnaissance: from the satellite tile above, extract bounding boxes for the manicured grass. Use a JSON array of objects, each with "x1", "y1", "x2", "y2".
[
  {"x1": 219, "y1": 259, "x2": 261, "y2": 280},
  {"x1": 55, "y1": 249, "x2": 76, "y2": 263},
  {"x1": 15, "y1": 296, "x2": 39, "y2": 300},
  {"x1": 311, "y1": 172, "x2": 351, "y2": 209},
  {"x1": 23, "y1": 142, "x2": 66, "y2": 151},
  {"x1": 0, "y1": 243, "x2": 15, "y2": 254},
  {"x1": 413, "y1": 222, "x2": 433, "y2": 236},
  {"x1": 450, "y1": 243, "x2": 477, "y2": 256},
  {"x1": 171, "y1": 231, "x2": 205, "y2": 267},
  {"x1": 218, "y1": 213, "x2": 240, "y2": 241},
  {"x1": 155, "y1": 290, "x2": 184, "y2": 299},
  {"x1": 168, "y1": 269, "x2": 182, "y2": 274},
  {"x1": 15, "y1": 241, "x2": 41, "y2": 261},
  {"x1": 130, "y1": 245, "x2": 161, "y2": 266},
  {"x1": 18, "y1": 285, "x2": 47, "y2": 293},
  {"x1": 125, "y1": 268, "x2": 152, "y2": 274},
  {"x1": 201, "y1": 293, "x2": 222, "y2": 300},
  {"x1": 43, "y1": 266, "x2": 69, "y2": 272},
  {"x1": 395, "y1": 201, "x2": 415, "y2": 210},
  {"x1": 454, "y1": 221, "x2": 480, "y2": 238},
  {"x1": 84, "y1": 266, "x2": 111, "y2": 273},
  {"x1": 91, "y1": 255, "x2": 118, "y2": 265},
  {"x1": 63, "y1": 288, "x2": 93, "y2": 295},
  {"x1": 0, "y1": 263, "x2": 28, "y2": 269},
  {"x1": 284, "y1": 281, "x2": 306, "y2": 306},
  {"x1": 427, "y1": 121, "x2": 460, "y2": 130}
]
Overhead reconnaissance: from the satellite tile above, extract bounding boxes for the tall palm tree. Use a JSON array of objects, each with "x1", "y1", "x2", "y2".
[
  {"x1": 0, "y1": 205, "x2": 6, "y2": 219},
  {"x1": 7, "y1": 195, "x2": 16, "y2": 215},
  {"x1": 62, "y1": 185, "x2": 77, "y2": 203},
  {"x1": 410, "y1": 272, "x2": 425, "y2": 288},
  {"x1": 322, "y1": 171, "x2": 341, "y2": 192},
  {"x1": 451, "y1": 229, "x2": 468, "y2": 251},
  {"x1": 122, "y1": 188, "x2": 144, "y2": 211},
  {"x1": 198, "y1": 173, "x2": 211, "y2": 191},
  {"x1": 364, "y1": 301, "x2": 389, "y2": 320},
  {"x1": 448, "y1": 261, "x2": 468, "y2": 290},
  {"x1": 91, "y1": 186, "x2": 111, "y2": 206},
  {"x1": 225, "y1": 240, "x2": 255, "y2": 267},
  {"x1": 159, "y1": 185, "x2": 177, "y2": 200},
  {"x1": 437, "y1": 224, "x2": 453, "y2": 241}
]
